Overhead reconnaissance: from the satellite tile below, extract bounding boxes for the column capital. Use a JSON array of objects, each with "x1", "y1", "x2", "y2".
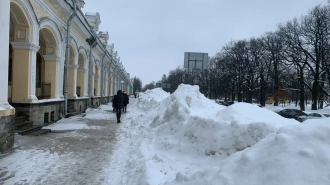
[
  {"x1": 43, "y1": 55, "x2": 60, "y2": 61},
  {"x1": 77, "y1": 68, "x2": 88, "y2": 73},
  {"x1": 69, "y1": 64, "x2": 79, "y2": 69},
  {"x1": 11, "y1": 42, "x2": 40, "y2": 52}
]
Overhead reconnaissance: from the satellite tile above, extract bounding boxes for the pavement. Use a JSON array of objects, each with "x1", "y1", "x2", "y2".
[{"x1": 0, "y1": 103, "x2": 125, "y2": 185}]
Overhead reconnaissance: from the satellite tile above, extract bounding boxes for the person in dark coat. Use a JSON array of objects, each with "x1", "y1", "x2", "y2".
[
  {"x1": 122, "y1": 91, "x2": 129, "y2": 113},
  {"x1": 112, "y1": 90, "x2": 124, "y2": 123},
  {"x1": 112, "y1": 95, "x2": 117, "y2": 112}
]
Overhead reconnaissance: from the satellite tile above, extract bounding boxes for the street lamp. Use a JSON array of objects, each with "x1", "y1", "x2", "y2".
[{"x1": 120, "y1": 80, "x2": 124, "y2": 90}]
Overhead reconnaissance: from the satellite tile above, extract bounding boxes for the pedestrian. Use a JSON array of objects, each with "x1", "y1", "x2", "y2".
[
  {"x1": 112, "y1": 95, "x2": 116, "y2": 112},
  {"x1": 134, "y1": 91, "x2": 139, "y2": 98},
  {"x1": 112, "y1": 90, "x2": 124, "y2": 123},
  {"x1": 123, "y1": 91, "x2": 129, "y2": 113}
]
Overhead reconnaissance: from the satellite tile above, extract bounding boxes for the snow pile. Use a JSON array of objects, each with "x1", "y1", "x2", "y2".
[
  {"x1": 146, "y1": 86, "x2": 298, "y2": 158},
  {"x1": 216, "y1": 103, "x2": 299, "y2": 151},
  {"x1": 167, "y1": 118, "x2": 330, "y2": 185},
  {"x1": 136, "y1": 84, "x2": 304, "y2": 184},
  {"x1": 166, "y1": 84, "x2": 225, "y2": 119},
  {"x1": 149, "y1": 84, "x2": 225, "y2": 128},
  {"x1": 137, "y1": 88, "x2": 170, "y2": 109}
]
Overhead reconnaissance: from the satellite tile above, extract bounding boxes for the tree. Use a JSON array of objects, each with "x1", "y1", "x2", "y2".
[
  {"x1": 132, "y1": 77, "x2": 142, "y2": 93},
  {"x1": 142, "y1": 81, "x2": 155, "y2": 92}
]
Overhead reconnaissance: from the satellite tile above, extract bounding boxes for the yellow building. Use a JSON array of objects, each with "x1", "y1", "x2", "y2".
[{"x1": 0, "y1": 0, "x2": 131, "y2": 152}]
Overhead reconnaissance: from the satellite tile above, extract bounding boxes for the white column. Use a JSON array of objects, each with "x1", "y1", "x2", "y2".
[
  {"x1": 0, "y1": 0, "x2": 11, "y2": 108},
  {"x1": 56, "y1": 54, "x2": 62, "y2": 98},
  {"x1": 59, "y1": 42, "x2": 66, "y2": 99},
  {"x1": 113, "y1": 73, "x2": 116, "y2": 94},
  {"x1": 97, "y1": 73, "x2": 101, "y2": 96},
  {"x1": 91, "y1": 72, "x2": 95, "y2": 97},
  {"x1": 30, "y1": 44, "x2": 39, "y2": 102},
  {"x1": 104, "y1": 72, "x2": 108, "y2": 96},
  {"x1": 68, "y1": 64, "x2": 78, "y2": 99},
  {"x1": 84, "y1": 68, "x2": 88, "y2": 97}
]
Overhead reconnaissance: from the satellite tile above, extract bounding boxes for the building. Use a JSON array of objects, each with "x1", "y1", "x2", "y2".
[{"x1": 0, "y1": 0, "x2": 131, "y2": 152}]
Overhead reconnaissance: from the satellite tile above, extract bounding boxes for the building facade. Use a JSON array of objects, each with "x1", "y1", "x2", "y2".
[{"x1": 0, "y1": 0, "x2": 131, "y2": 153}]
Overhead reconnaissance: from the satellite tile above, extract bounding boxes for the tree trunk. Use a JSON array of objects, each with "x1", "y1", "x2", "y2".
[
  {"x1": 295, "y1": 91, "x2": 298, "y2": 107},
  {"x1": 260, "y1": 75, "x2": 266, "y2": 107},
  {"x1": 299, "y1": 72, "x2": 305, "y2": 111},
  {"x1": 273, "y1": 71, "x2": 279, "y2": 106},
  {"x1": 231, "y1": 86, "x2": 236, "y2": 102},
  {"x1": 311, "y1": 81, "x2": 318, "y2": 110},
  {"x1": 237, "y1": 85, "x2": 243, "y2": 102}
]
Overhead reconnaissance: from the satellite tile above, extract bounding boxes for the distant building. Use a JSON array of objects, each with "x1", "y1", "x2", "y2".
[{"x1": 184, "y1": 52, "x2": 209, "y2": 70}]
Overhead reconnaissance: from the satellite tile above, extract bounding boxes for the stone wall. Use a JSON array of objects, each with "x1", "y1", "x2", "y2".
[
  {"x1": 68, "y1": 98, "x2": 88, "y2": 113},
  {"x1": 0, "y1": 114, "x2": 15, "y2": 153},
  {"x1": 101, "y1": 96, "x2": 111, "y2": 104},
  {"x1": 91, "y1": 97, "x2": 101, "y2": 107},
  {"x1": 11, "y1": 100, "x2": 64, "y2": 126}
]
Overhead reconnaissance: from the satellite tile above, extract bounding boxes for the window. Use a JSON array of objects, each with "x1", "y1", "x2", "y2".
[
  {"x1": 44, "y1": 112, "x2": 49, "y2": 123},
  {"x1": 51, "y1": 111, "x2": 55, "y2": 121}
]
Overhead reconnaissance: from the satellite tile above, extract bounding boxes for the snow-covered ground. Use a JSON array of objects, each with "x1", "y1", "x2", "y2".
[{"x1": 1, "y1": 84, "x2": 330, "y2": 185}]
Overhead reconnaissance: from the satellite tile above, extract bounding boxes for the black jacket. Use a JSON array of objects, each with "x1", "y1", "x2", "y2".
[
  {"x1": 123, "y1": 94, "x2": 129, "y2": 105},
  {"x1": 113, "y1": 91, "x2": 124, "y2": 109}
]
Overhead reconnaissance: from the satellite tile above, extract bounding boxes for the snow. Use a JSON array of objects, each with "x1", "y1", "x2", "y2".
[
  {"x1": 43, "y1": 118, "x2": 89, "y2": 131},
  {"x1": 1, "y1": 84, "x2": 330, "y2": 185},
  {"x1": 167, "y1": 118, "x2": 330, "y2": 185}
]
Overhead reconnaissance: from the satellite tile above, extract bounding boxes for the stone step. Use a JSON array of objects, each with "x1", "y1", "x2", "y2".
[
  {"x1": 14, "y1": 121, "x2": 33, "y2": 129},
  {"x1": 67, "y1": 109, "x2": 76, "y2": 113},
  {"x1": 26, "y1": 129, "x2": 51, "y2": 136},
  {"x1": 15, "y1": 116, "x2": 27, "y2": 123},
  {"x1": 65, "y1": 112, "x2": 78, "y2": 118},
  {"x1": 17, "y1": 125, "x2": 42, "y2": 135}
]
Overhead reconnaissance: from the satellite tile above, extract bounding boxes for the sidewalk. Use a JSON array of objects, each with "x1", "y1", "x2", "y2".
[{"x1": 0, "y1": 100, "x2": 133, "y2": 185}]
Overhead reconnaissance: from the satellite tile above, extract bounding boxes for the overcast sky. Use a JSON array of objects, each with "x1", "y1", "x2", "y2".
[{"x1": 82, "y1": 0, "x2": 327, "y2": 86}]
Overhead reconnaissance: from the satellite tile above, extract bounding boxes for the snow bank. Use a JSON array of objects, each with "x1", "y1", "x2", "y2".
[
  {"x1": 216, "y1": 102, "x2": 299, "y2": 150},
  {"x1": 149, "y1": 84, "x2": 225, "y2": 128},
  {"x1": 137, "y1": 88, "x2": 170, "y2": 109},
  {"x1": 167, "y1": 118, "x2": 330, "y2": 185},
  {"x1": 134, "y1": 84, "x2": 306, "y2": 184},
  {"x1": 147, "y1": 86, "x2": 298, "y2": 157}
]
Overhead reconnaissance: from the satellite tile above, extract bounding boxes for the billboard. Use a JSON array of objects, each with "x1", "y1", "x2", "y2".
[
  {"x1": 184, "y1": 52, "x2": 208, "y2": 69},
  {"x1": 157, "y1": 83, "x2": 171, "y2": 89}
]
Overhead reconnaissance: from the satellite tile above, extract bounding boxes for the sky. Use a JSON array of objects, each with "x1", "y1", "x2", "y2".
[
  {"x1": 82, "y1": 0, "x2": 328, "y2": 85},
  {"x1": 2, "y1": 85, "x2": 330, "y2": 184}
]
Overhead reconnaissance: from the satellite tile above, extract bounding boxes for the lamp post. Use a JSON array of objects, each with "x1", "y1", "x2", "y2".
[{"x1": 120, "y1": 80, "x2": 124, "y2": 91}]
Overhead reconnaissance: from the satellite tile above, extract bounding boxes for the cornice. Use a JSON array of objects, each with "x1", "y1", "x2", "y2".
[
  {"x1": 68, "y1": 64, "x2": 79, "y2": 69},
  {"x1": 43, "y1": 55, "x2": 60, "y2": 61},
  {"x1": 77, "y1": 68, "x2": 87, "y2": 72},
  {"x1": 11, "y1": 42, "x2": 40, "y2": 52}
]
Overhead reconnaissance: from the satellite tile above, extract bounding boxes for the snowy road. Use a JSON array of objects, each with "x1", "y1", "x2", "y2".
[{"x1": 0, "y1": 105, "x2": 125, "y2": 185}]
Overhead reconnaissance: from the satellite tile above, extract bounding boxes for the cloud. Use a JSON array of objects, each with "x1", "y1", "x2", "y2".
[{"x1": 83, "y1": 0, "x2": 327, "y2": 85}]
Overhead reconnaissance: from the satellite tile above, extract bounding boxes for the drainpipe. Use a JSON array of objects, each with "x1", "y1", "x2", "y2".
[
  {"x1": 64, "y1": 0, "x2": 77, "y2": 117},
  {"x1": 100, "y1": 44, "x2": 107, "y2": 104}
]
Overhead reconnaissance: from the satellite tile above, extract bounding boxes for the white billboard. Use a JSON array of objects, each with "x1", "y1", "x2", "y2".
[{"x1": 184, "y1": 52, "x2": 208, "y2": 69}]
